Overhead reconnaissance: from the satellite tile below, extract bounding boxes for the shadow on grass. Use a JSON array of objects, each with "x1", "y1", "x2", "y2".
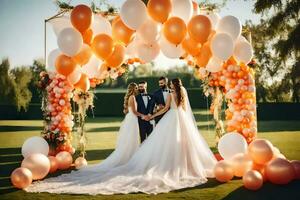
[
  {"x1": 223, "y1": 180, "x2": 300, "y2": 200},
  {"x1": 0, "y1": 126, "x2": 43, "y2": 132}
]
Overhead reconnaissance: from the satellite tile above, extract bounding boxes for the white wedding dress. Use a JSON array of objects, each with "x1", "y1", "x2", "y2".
[{"x1": 26, "y1": 88, "x2": 217, "y2": 195}]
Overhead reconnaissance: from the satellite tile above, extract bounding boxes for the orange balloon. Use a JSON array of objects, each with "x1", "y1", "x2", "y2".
[
  {"x1": 105, "y1": 44, "x2": 126, "y2": 68},
  {"x1": 112, "y1": 17, "x2": 135, "y2": 45},
  {"x1": 48, "y1": 156, "x2": 59, "y2": 173},
  {"x1": 188, "y1": 15, "x2": 212, "y2": 44},
  {"x1": 73, "y1": 44, "x2": 92, "y2": 66},
  {"x1": 182, "y1": 36, "x2": 202, "y2": 56},
  {"x1": 243, "y1": 170, "x2": 263, "y2": 190},
  {"x1": 147, "y1": 0, "x2": 172, "y2": 23},
  {"x1": 266, "y1": 158, "x2": 295, "y2": 185},
  {"x1": 214, "y1": 160, "x2": 234, "y2": 182},
  {"x1": 231, "y1": 153, "x2": 253, "y2": 177},
  {"x1": 195, "y1": 42, "x2": 212, "y2": 67},
  {"x1": 11, "y1": 167, "x2": 33, "y2": 189},
  {"x1": 74, "y1": 73, "x2": 90, "y2": 92},
  {"x1": 56, "y1": 151, "x2": 73, "y2": 170},
  {"x1": 82, "y1": 28, "x2": 93, "y2": 45},
  {"x1": 248, "y1": 139, "x2": 274, "y2": 165},
  {"x1": 91, "y1": 34, "x2": 114, "y2": 60},
  {"x1": 192, "y1": 1, "x2": 200, "y2": 15},
  {"x1": 55, "y1": 54, "x2": 77, "y2": 76},
  {"x1": 163, "y1": 17, "x2": 187, "y2": 45},
  {"x1": 291, "y1": 160, "x2": 300, "y2": 179},
  {"x1": 71, "y1": 4, "x2": 92, "y2": 33}
]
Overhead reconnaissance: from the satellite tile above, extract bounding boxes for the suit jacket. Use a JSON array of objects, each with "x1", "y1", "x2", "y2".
[
  {"x1": 136, "y1": 93, "x2": 154, "y2": 115},
  {"x1": 152, "y1": 88, "x2": 170, "y2": 123}
]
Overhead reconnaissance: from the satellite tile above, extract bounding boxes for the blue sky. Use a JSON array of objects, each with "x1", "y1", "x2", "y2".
[{"x1": 0, "y1": 0, "x2": 261, "y2": 69}]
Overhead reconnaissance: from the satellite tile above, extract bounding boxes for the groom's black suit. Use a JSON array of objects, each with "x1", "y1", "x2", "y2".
[
  {"x1": 136, "y1": 93, "x2": 154, "y2": 143},
  {"x1": 152, "y1": 88, "x2": 169, "y2": 124}
]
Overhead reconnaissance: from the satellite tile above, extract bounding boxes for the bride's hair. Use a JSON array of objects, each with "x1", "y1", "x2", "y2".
[
  {"x1": 171, "y1": 78, "x2": 185, "y2": 109},
  {"x1": 123, "y1": 82, "x2": 138, "y2": 114}
]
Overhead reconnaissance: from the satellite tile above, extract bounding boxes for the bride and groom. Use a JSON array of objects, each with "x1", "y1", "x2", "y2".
[{"x1": 26, "y1": 78, "x2": 217, "y2": 195}]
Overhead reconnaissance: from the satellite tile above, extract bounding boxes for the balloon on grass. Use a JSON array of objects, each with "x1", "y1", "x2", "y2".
[
  {"x1": 22, "y1": 136, "x2": 49, "y2": 158},
  {"x1": 48, "y1": 156, "x2": 59, "y2": 173},
  {"x1": 214, "y1": 160, "x2": 234, "y2": 182},
  {"x1": 11, "y1": 167, "x2": 33, "y2": 189},
  {"x1": 265, "y1": 158, "x2": 295, "y2": 185},
  {"x1": 56, "y1": 151, "x2": 73, "y2": 170},
  {"x1": 21, "y1": 153, "x2": 50, "y2": 180},
  {"x1": 243, "y1": 170, "x2": 263, "y2": 190},
  {"x1": 248, "y1": 139, "x2": 274, "y2": 165}
]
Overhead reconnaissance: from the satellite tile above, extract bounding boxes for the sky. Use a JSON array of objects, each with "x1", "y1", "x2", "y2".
[{"x1": 0, "y1": 0, "x2": 261, "y2": 69}]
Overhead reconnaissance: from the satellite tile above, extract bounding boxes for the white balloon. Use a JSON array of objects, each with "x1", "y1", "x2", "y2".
[
  {"x1": 82, "y1": 55, "x2": 102, "y2": 78},
  {"x1": 120, "y1": 0, "x2": 148, "y2": 30},
  {"x1": 57, "y1": 28, "x2": 83, "y2": 56},
  {"x1": 217, "y1": 15, "x2": 241, "y2": 40},
  {"x1": 125, "y1": 37, "x2": 141, "y2": 58},
  {"x1": 171, "y1": 0, "x2": 193, "y2": 23},
  {"x1": 92, "y1": 14, "x2": 112, "y2": 36},
  {"x1": 207, "y1": 12, "x2": 220, "y2": 30},
  {"x1": 211, "y1": 33, "x2": 234, "y2": 61},
  {"x1": 206, "y1": 56, "x2": 223, "y2": 72},
  {"x1": 234, "y1": 40, "x2": 253, "y2": 64},
  {"x1": 159, "y1": 35, "x2": 184, "y2": 59},
  {"x1": 237, "y1": 35, "x2": 248, "y2": 43},
  {"x1": 218, "y1": 132, "x2": 248, "y2": 160},
  {"x1": 137, "y1": 19, "x2": 161, "y2": 44},
  {"x1": 137, "y1": 42, "x2": 160, "y2": 63},
  {"x1": 49, "y1": 15, "x2": 72, "y2": 37},
  {"x1": 47, "y1": 49, "x2": 61, "y2": 72},
  {"x1": 67, "y1": 67, "x2": 82, "y2": 85},
  {"x1": 22, "y1": 136, "x2": 49, "y2": 158}
]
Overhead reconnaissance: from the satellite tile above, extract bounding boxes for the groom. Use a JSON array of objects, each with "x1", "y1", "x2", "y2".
[
  {"x1": 136, "y1": 81, "x2": 154, "y2": 143},
  {"x1": 152, "y1": 77, "x2": 170, "y2": 124}
]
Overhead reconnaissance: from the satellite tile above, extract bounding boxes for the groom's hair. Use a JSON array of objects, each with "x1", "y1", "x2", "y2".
[
  {"x1": 139, "y1": 81, "x2": 147, "y2": 85},
  {"x1": 159, "y1": 76, "x2": 168, "y2": 83}
]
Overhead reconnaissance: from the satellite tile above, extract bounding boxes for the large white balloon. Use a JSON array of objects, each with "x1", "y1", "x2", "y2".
[
  {"x1": 57, "y1": 27, "x2": 83, "y2": 56},
  {"x1": 22, "y1": 136, "x2": 49, "y2": 158},
  {"x1": 211, "y1": 33, "x2": 234, "y2": 61},
  {"x1": 234, "y1": 40, "x2": 253, "y2": 64},
  {"x1": 125, "y1": 36, "x2": 141, "y2": 58},
  {"x1": 92, "y1": 14, "x2": 112, "y2": 36},
  {"x1": 207, "y1": 12, "x2": 221, "y2": 30},
  {"x1": 171, "y1": 0, "x2": 193, "y2": 23},
  {"x1": 137, "y1": 19, "x2": 161, "y2": 44},
  {"x1": 159, "y1": 35, "x2": 184, "y2": 59},
  {"x1": 206, "y1": 56, "x2": 223, "y2": 72},
  {"x1": 47, "y1": 49, "x2": 61, "y2": 72},
  {"x1": 120, "y1": 0, "x2": 148, "y2": 30},
  {"x1": 49, "y1": 15, "x2": 72, "y2": 37},
  {"x1": 218, "y1": 132, "x2": 248, "y2": 160},
  {"x1": 82, "y1": 55, "x2": 102, "y2": 78},
  {"x1": 21, "y1": 153, "x2": 50, "y2": 180},
  {"x1": 217, "y1": 15, "x2": 242, "y2": 40},
  {"x1": 137, "y1": 42, "x2": 160, "y2": 63}
]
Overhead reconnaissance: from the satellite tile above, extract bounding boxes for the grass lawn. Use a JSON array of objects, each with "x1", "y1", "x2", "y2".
[{"x1": 0, "y1": 109, "x2": 300, "y2": 200}]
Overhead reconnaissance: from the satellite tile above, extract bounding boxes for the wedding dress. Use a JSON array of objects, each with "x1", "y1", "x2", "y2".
[{"x1": 26, "y1": 87, "x2": 217, "y2": 195}]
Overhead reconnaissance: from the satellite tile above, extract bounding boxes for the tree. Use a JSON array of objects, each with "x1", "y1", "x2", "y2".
[{"x1": 0, "y1": 58, "x2": 15, "y2": 104}]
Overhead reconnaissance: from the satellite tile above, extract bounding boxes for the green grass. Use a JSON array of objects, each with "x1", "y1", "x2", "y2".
[{"x1": 0, "y1": 109, "x2": 300, "y2": 200}]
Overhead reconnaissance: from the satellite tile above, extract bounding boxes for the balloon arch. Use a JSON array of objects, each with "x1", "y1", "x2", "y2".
[{"x1": 40, "y1": 0, "x2": 257, "y2": 157}]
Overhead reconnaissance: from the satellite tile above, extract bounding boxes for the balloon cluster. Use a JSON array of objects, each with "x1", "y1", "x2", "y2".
[
  {"x1": 41, "y1": 72, "x2": 75, "y2": 155},
  {"x1": 10, "y1": 136, "x2": 87, "y2": 189},
  {"x1": 214, "y1": 133, "x2": 300, "y2": 190}
]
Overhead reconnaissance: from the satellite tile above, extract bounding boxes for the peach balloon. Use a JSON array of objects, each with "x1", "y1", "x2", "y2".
[
  {"x1": 243, "y1": 170, "x2": 263, "y2": 190},
  {"x1": 163, "y1": 17, "x2": 187, "y2": 45},
  {"x1": 71, "y1": 4, "x2": 93, "y2": 33},
  {"x1": 112, "y1": 17, "x2": 135, "y2": 45},
  {"x1": 147, "y1": 0, "x2": 172, "y2": 23},
  {"x1": 11, "y1": 167, "x2": 33, "y2": 189},
  {"x1": 214, "y1": 160, "x2": 234, "y2": 182},
  {"x1": 82, "y1": 28, "x2": 93, "y2": 45},
  {"x1": 195, "y1": 42, "x2": 212, "y2": 67},
  {"x1": 74, "y1": 73, "x2": 90, "y2": 92},
  {"x1": 266, "y1": 158, "x2": 295, "y2": 184},
  {"x1": 182, "y1": 36, "x2": 202, "y2": 56},
  {"x1": 231, "y1": 153, "x2": 253, "y2": 177},
  {"x1": 21, "y1": 153, "x2": 50, "y2": 180},
  {"x1": 248, "y1": 139, "x2": 274, "y2": 165},
  {"x1": 291, "y1": 160, "x2": 300, "y2": 179},
  {"x1": 56, "y1": 151, "x2": 73, "y2": 170},
  {"x1": 91, "y1": 34, "x2": 114, "y2": 60},
  {"x1": 48, "y1": 156, "x2": 59, "y2": 173},
  {"x1": 75, "y1": 157, "x2": 88, "y2": 169},
  {"x1": 67, "y1": 67, "x2": 82, "y2": 85},
  {"x1": 188, "y1": 15, "x2": 212, "y2": 44},
  {"x1": 73, "y1": 44, "x2": 92, "y2": 66},
  {"x1": 105, "y1": 44, "x2": 126, "y2": 68},
  {"x1": 55, "y1": 54, "x2": 77, "y2": 76}
]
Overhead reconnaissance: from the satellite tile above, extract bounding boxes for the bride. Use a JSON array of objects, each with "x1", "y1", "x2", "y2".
[{"x1": 26, "y1": 78, "x2": 217, "y2": 195}]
